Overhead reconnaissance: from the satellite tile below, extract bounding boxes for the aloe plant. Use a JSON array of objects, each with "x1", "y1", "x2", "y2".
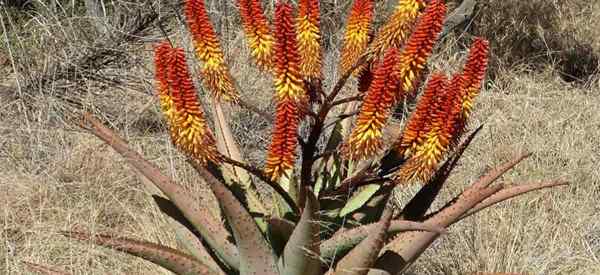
[{"x1": 29, "y1": 0, "x2": 567, "y2": 274}]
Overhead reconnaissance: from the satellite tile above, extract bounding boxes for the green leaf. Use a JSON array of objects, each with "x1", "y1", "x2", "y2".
[
  {"x1": 339, "y1": 184, "x2": 380, "y2": 217},
  {"x1": 195, "y1": 166, "x2": 279, "y2": 275},
  {"x1": 22, "y1": 261, "x2": 71, "y2": 275},
  {"x1": 281, "y1": 191, "x2": 321, "y2": 275},
  {"x1": 61, "y1": 231, "x2": 219, "y2": 275},
  {"x1": 82, "y1": 115, "x2": 240, "y2": 269},
  {"x1": 332, "y1": 207, "x2": 392, "y2": 275}
]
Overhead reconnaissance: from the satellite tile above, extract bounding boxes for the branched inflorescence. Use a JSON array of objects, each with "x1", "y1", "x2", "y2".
[
  {"x1": 185, "y1": 0, "x2": 239, "y2": 102},
  {"x1": 395, "y1": 0, "x2": 447, "y2": 96},
  {"x1": 344, "y1": 48, "x2": 401, "y2": 160},
  {"x1": 238, "y1": 0, "x2": 274, "y2": 71},
  {"x1": 369, "y1": 0, "x2": 426, "y2": 62},
  {"x1": 297, "y1": 0, "x2": 322, "y2": 80},
  {"x1": 460, "y1": 38, "x2": 489, "y2": 118},
  {"x1": 339, "y1": 0, "x2": 374, "y2": 76},
  {"x1": 396, "y1": 38, "x2": 489, "y2": 183},
  {"x1": 265, "y1": 3, "x2": 307, "y2": 181},
  {"x1": 154, "y1": 42, "x2": 221, "y2": 165}
]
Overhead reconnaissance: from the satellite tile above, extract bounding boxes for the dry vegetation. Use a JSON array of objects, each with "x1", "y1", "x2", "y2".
[{"x1": 1, "y1": 0, "x2": 599, "y2": 274}]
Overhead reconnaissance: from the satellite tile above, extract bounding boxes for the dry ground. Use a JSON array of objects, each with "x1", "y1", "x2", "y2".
[{"x1": 1, "y1": 1, "x2": 600, "y2": 274}]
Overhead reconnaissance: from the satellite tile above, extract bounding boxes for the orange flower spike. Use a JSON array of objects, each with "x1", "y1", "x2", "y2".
[
  {"x1": 238, "y1": 0, "x2": 275, "y2": 70},
  {"x1": 339, "y1": 0, "x2": 374, "y2": 75},
  {"x1": 369, "y1": 0, "x2": 426, "y2": 61},
  {"x1": 398, "y1": 74, "x2": 465, "y2": 182},
  {"x1": 185, "y1": 0, "x2": 239, "y2": 102},
  {"x1": 154, "y1": 42, "x2": 178, "y2": 126},
  {"x1": 345, "y1": 48, "x2": 401, "y2": 160},
  {"x1": 297, "y1": 0, "x2": 323, "y2": 80},
  {"x1": 265, "y1": 99, "x2": 300, "y2": 181},
  {"x1": 166, "y1": 47, "x2": 221, "y2": 164},
  {"x1": 460, "y1": 38, "x2": 490, "y2": 117},
  {"x1": 396, "y1": 73, "x2": 448, "y2": 158},
  {"x1": 273, "y1": 2, "x2": 306, "y2": 102},
  {"x1": 396, "y1": 0, "x2": 447, "y2": 97}
]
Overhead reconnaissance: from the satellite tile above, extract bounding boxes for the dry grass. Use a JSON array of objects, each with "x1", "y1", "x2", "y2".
[{"x1": 1, "y1": 1, "x2": 600, "y2": 274}]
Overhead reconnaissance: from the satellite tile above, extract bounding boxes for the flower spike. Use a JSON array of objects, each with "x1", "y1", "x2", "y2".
[
  {"x1": 238, "y1": 0, "x2": 275, "y2": 70},
  {"x1": 162, "y1": 46, "x2": 221, "y2": 164},
  {"x1": 273, "y1": 2, "x2": 307, "y2": 103},
  {"x1": 395, "y1": 0, "x2": 447, "y2": 97},
  {"x1": 369, "y1": 0, "x2": 426, "y2": 61},
  {"x1": 297, "y1": 0, "x2": 323, "y2": 80},
  {"x1": 185, "y1": 0, "x2": 239, "y2": 102},
  {"x1": 154, "y1": 42, "x2": 177, "y2": 129},
  {"x1": 397, "y1": 74, "x2": 465, "y2": 183},
  {"x1": 344, "y1": 48, "x2": 401, "y2": 160},
  {"x1": 395, "y1": 73, "x2": 448, "y2": 159},
  {"x1": 339, "y1": 0, "x2": 375, "y2": 76},
  {"x1": 460, "y1": 38, "x2": 490, "y2": 118},
  {"x1": 265, "y1": 99, "x2": 300, "y2": 181}
]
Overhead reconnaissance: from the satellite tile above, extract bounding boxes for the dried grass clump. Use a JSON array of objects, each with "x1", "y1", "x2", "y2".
[{"x1": 469, "y1": 0, "x2": 599, "y2": 83}]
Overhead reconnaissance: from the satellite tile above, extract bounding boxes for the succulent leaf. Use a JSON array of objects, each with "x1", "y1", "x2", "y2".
[
  {"x1": 61, "y1": 231, "x2": 219, "y2": 275},
  {"x1": 339, "y1": 184, "x2": 380, "y2": 217},
  {"x1": 332, "y1": 206, "x2": 392, "y2": 275},
  {"x1": 267, "y1": 217, "x2": 296, "y2": 257},
  {"x1": 82, "y1": 115, "x2": 240, "y2": 270},
  {"x1": 281, "y1": 190, "x2": 321, "y2": 275},
  {"x1": 194, "y1": 165, "x2": 279, "y2": 275}
]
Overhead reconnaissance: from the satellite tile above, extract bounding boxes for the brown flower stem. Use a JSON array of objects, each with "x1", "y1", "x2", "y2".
[
  {"x1": 330, "y1": 95, "x2": 363, "y2": 107},
  {"x1": 218, "y1": 155, "x2": 300, "y2": 215}
]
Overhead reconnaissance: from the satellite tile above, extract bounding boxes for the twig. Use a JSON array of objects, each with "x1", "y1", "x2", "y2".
[{"x1": 330, "y1": 95, "x2": 363, "y2": 107}]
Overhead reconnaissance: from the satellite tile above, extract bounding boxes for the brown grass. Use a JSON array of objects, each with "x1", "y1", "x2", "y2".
[{"x1": 1, "y1": 1, "x2": 600, "y2": 274}]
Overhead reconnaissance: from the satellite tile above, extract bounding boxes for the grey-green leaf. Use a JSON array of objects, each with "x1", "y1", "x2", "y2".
[
  {"x1": 83, "y1": 115, "x2": 240, "y2": 269},
  {"x1": 61, "y1": 231, "x2": 218, "y2": 275},
  {"x1": 85, "y1": 115, "x2": 239, "y2": 269},
  {"x1": 281, "y1": 191, "x2": 321, "y2": 275},
  {"x1": 195, "y1": 166, "x2": 279, "y2": 275},
  {"x1": 332, "y1": 208, "x2": 392, "y2": 275}
]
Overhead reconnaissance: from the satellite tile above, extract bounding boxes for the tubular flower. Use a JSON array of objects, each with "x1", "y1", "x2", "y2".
[
  {"x1": 166, "y1": 47, "x2": 221, "y2": 164},
  {"x1": 344, "y1": 48, "x2": 401, "y2": 160},
  {"x1": 339, "y1": 0, "x2": 374, "y2": 76},
  {"x1": 395, "y1": 0, "x2": 447, "y2": 97},
  {"x1": 154, "y1": 42, "x2": 177, "y2": 129},
  {"x1": 273, "y1": 2, "x2": 306, "y2": 103},
  {"x1": 460, "y1": 38, "x2": 489, "y2": 118},
  {"x1": 265, "y1": 99, "x2": 300, "y2": 181},
  {"x1": 296, "y1": 0, "x2": 322, "y2": 80},
  {"x1": 369, "y1": 0, "x2": 426, "y2": 62},
  {"x1": 238, "y1": 0, "x2": 274, "y2": 70},
  {"x1": 395, "y1": 73, "x2": 448, "y2": 159},
  {"x1": 397, "y1": 74, "x2": 465, "y2": 183},
  {"x1": 185, "y1": 0, "x2": 239, "y2": 102}
]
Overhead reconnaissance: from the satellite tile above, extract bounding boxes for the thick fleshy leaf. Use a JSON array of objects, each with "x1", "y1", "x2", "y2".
[
  {"x1": 320, "y1": 220, "x2": 445, "y2": 261},
  {"x1": 81, "y1": 114, "x2": 239, "y2": 269},
  {"x1": 61, "y1": 231, "x2": 218, "y2": 275},
  {"x1": 193, "y1": 164, "x2": 279, "y2": 275},
  {"x1": 211, "y1": 101, "x2": 267, "y2": 217},
  {"x1": 333, "y1": 206, "x2": 392, "y2": 275},
  {"x1": 398, "y1": 125, "x2": 483, "y2": 220},
  {"x1": 268, "y1": 217, "x2": 296, "y2": 256},
  {"x1": 339, "y1": 184, "x2": 380, "y2": 217},
  {"x1": 22, "y1": 262, "x2": 71, "y2": 275},
  {"x1": 281, "y1": 191, "x2": 321, "y2": 275},
  {"x1": 153, "y1": 196, "x2": 225, "y2": 273}
]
